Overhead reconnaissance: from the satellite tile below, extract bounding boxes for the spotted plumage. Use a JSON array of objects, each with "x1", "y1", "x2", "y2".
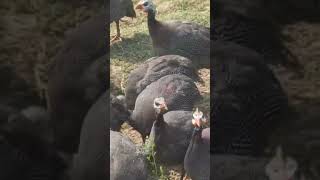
[
  {"x1": 212, "y1": 41, "x2": 288, "y2": 155},
  {"x1": 130, "y1": 74, "x2": 201, "y2": 141}
]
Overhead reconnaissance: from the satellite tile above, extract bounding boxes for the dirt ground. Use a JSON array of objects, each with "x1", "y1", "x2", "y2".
[{"x1": 277, "y1": 22, "x2": 320, "y2": 106}]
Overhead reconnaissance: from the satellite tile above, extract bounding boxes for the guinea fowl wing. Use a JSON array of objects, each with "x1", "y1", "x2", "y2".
[
  {"x1": 110, "y1": 131, "x2": 149, "y2": 180},
  {"x1": 163, "y1": 21, "x2": 210, "y2": 66},
  {"x1": 213, "y1": 14, "x2": 284, "y2": 64},
  {"x1": 150, "y1": 111, "x2": 194, "y2": 166},
  {"x1": 212, "y1": 41, "x2": 288, "y2": 155},
  {"x1": 158, "y1": 75, "x2": 201, "y2": 111},
  {"x1": 126, "y1": 55, "x2": 199, "y2": 110},
  {"x1": 125, "y1": 61, "x2": 150, "y2": 110},
  {"x1": 137, "y1": 55, "x2": 200, "y2": 93},
  {"x1": 130, "y1": 74, "x2": 201, "y2": 139},
  {"x1": 213, "y1": 11, "x2": 303, "y2": 73}
]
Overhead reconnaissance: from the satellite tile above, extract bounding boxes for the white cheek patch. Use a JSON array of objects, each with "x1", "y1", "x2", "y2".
[
  {"x1": 192, "y1": 119, "x2": 196, "y2": 125},
  {"x1": 193, "y1": 110, "x2": 203, "y2": 119}
]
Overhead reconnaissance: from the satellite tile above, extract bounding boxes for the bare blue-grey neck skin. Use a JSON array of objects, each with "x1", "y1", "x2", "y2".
[{"x1": 140, "y1": 0, "x2": 158, "y2": 25}]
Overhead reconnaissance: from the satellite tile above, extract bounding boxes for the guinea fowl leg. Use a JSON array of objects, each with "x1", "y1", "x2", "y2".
[
  {"x1": 142, "y1": 136, "x2": 146, "y2": 144},
  {"x1": 182, "y1": 175, "x2": 188, "y2": 180},
  {"x1": 110, "y1": 21, "x2": 122, "y2": 44},
  {"x1": 180, "y1": 169, "x2": 186, "y2": 180}
]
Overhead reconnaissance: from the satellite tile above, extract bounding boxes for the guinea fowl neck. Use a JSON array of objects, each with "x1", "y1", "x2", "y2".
[
  {"x1": 192, "y1": 128, "x2": 202, "y2": 143},
  {"x1": 154, "y1": 111, "x2": 166, "y2": 127},
  {"x1": 147, "y1": 10, "x2": 159, "y2": 36},
  {"x1": 185, "y1": 128, "x2": 202, "y2": 159}
]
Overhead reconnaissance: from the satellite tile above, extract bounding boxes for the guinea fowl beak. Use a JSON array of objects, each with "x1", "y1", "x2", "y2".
[
  {"x1": 161, "y1": 103, "x2": 168, "y2": 111},
  {"x1": 192, "y1": 118, "x2": 201, "y2": 128},
  {"x1": 154, "y1": 97, "x2": 168, "y2": 113},
  {"x1": 192, "y1": 108, "x2": 205, "y2": 128},
  {"x1": 135, "y1": 2, "x2": 148, "y2": 15},
  {"x1": 135, "y1": 3, "x2": 144, "y2": 10}
]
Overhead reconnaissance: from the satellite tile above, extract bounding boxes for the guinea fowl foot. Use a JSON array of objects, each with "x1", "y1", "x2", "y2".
[
  {"x1": 180, "y1": 169, "x2": 186, "y2": 180},
  {"x1": 182, "y1": 175, "x2": 189, "y2": 180},
  {"x1": 110, "y1": 35, "x2": 122, "y2": 45},
  {"x1": 119, "y1": 18, "x2": 132, "y2": 24}
]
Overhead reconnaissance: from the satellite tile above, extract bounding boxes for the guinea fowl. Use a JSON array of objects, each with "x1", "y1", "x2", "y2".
[
  {"x1": 212, "y1": 41, "x2": 289, "y2": 156},
  {"x1": 130, "y1": 74, "x2": 201, "y2": 142},
  {"x1": 210, "y1": 146, "x2": 302, "y2": 180},
  {"x1": 110, "y1": 0, "x2": 136, "y2": 43},
  {"x1": 149, "y1": 97, "x2": 194, "y2": 179},
  {"x1": 48, "y1": 12, "x2": 107, "y2": 155},
  {"x1": 0, "y1": 138, "x2": 67, "y2": 180},
  {"x1": 110, "y1": 94, "x2": 130, "y2": 131},
  {"x1": 71, "y1": 92, "x2": 107, "y2": 180},
  {"x1": 215, "y1": 0, "x2": 320, "y2": 24},
  {"x1": 265, "y1": 146, "x2": 300, "y2": 180},
  {"x1": 0, "y1": 106, "x2": 67, "y2": 180},
  {"x1": 110, "y1": 130, "x2": 150, "y2": 180},
  {"x1": 184, "y1": 109, "x2": 210, "y2": 180},
  {"x1": 0, "y1": 106, "x2": 53, "y2": 155},
  {"x1": 135, "y1": 0, "x2": 210, "y2": 68},
  {"x1": 0, "y1": 64, "x2": 44, "y2": 121},
  {"x1": 268, "y1": 105, "x2": 320, "y2": 179},
  {"x1": 2, "y1": 106, "x2": 52, "y2": 144},
  {"x1": 125, "y1": 55, "x2": 200, "y2": 110},
  {"x1": 212, "y1": 155, "x2": 268, "y2": 180},
  {"x1": 213, "y1": 3, "x2": 303, "y2": 74}
]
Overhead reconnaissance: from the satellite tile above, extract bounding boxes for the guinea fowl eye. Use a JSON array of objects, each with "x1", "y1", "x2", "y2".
[
  {"x1": 155, "y1": 102, "x2": 160, "y2": 106},
  {"x1": 143, "y1": 1, "x2": 148, "y2": 6}
]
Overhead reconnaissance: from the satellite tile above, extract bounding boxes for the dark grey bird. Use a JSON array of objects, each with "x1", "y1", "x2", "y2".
[
  {"x1": 0, "y1": 106, "x2": 67, "y2": 180},
  {"x1": 212, "y1": 155, "x2": 269, "y2": 180},
  {"x1": 213, "y1": 11, "x2": 303, "y2": 74},
  {"x1": 212, "y1": 41, "x2": 289, "y2": 156},
  {"x1": 47, "y1": 11, "x2": 107, "y2": 155},
  {"x1": 0, "y1": 138, "x2": 67, "y2": 180},
  {"x1": 135, "y1": 0, "x2": 210, "y2": 68},
  {"x1": 214, "y1": 0, "x2": 320, "y2": 25},
  {"x1": 125, "y1": 55, "x2": 200, "y2": 110},
  {"x1": 268, "y1": 104, "x2": 320, "y2": 179},
  {"x1": 0, "y1": 64, "x2": 44, "y2": 121},
  {"x1": 110, "y1": 94, "x2": 130, "y2": 131},
  {"x1": 149, "y1": 97, "x2": 194, "y2": 180},
  {"x1": 2, "y1": 106, "x2": 52, "y2": 143},
  {"x1": 130, "y1": 74, "x2": 201, "y2": 142},
  {"x1": 110, "y1": 130, "x2": 150, "y2": 180},
  {"x1": 110, "y1": 0, "x2": 136, "y2": 43},
  {"x1": 209, "y1": 146, "x2": 302, "y2": 180},
  {"x1": 71, "y1": 92, "x2": 108, "y2": 180},
  {"x1": 184, "y1": 109, "x2": 210, "y2": 180}
]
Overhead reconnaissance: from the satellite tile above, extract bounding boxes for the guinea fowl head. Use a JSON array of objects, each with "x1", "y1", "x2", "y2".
[
  {"x1": 265, "y1": 146, "x2": 298, "y2": 180},
  {"x1": 192, "y1": 108, "x2": 207, "y2": 130},
  {"x1": 111, "y1": 95, "x2": 131, "y2": 131},
  {"x1": 153, "y1": 97, "x2": 168, "y2": 115},
  {"x1": 135, "y1": 0, "x2": 156, "y2": 14}
]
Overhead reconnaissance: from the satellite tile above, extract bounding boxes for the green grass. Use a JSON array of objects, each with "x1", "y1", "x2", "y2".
[
  {"x1": 142, "y1": 136, "x2": 169, "y2": 180},
  {"x1": 110, "y1": 0, "x2": 210, "y2": 94}
]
